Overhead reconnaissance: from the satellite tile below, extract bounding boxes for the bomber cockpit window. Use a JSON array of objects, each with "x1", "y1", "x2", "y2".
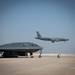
[
  {"x1": 31, "y1": 44, "x2": 38, "y2": 46},
  {"x1": 35, "y1": 44, "x2": 38, "y2": 46},
  {"x1": 31, "y1": 44, "x2": 34, "y2": 46},
  {"x1": 22, "y1": 43, "x2": 30, "y2": 46},
  {"x1": 23, "y1": 44, "x2": 25, "y2": 46}
]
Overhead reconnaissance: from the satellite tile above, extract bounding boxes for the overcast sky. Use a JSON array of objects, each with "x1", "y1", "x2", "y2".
[{"x1": 0, "y1": 0, "x2": 75, "y2": 54}]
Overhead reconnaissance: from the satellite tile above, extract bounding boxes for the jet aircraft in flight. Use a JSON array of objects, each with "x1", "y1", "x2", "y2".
[
  {"x1": 35, "y1": 31, "x2": 69, "y2": 43},
  {"x1": 0, "y1": 42, "x2": 43, "y2": 58}
]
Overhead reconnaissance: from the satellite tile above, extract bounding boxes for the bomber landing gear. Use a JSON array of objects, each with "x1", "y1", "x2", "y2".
[
  {"x1": 38, "y1": 55, "x2": 42, "y2": 58},
  {"x1": 38, "y1": 50, "x2": 42, "y2": 58},
  {"x1": 30, "y1": 52, "x2": 33, "y2": 58},
  {"x1": 57, "y1": 54, "x2": 61, "y2": 58}
]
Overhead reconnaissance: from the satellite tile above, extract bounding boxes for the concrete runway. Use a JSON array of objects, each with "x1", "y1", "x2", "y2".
[{"x1": 0, "y1": 55, "x2": 75, "y2": 75}]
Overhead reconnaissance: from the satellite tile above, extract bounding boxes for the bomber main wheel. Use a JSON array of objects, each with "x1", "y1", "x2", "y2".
[
  {"x1": 38, "y1": 55, "x2": 42, "y2": 58},
  {"x1": 31, "y1": 56, "x2": 33, "y2": 58}
]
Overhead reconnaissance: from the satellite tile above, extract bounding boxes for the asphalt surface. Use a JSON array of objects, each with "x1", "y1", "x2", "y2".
[{"x1": 0, "y1": 55, "x2": 75, "y2": 75}]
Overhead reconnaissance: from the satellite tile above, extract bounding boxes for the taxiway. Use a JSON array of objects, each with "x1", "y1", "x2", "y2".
[{"x1": 0, "y1": 54, "x2": 75, "y2": 75}]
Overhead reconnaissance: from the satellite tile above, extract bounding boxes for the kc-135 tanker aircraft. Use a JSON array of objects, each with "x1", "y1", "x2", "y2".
[{"x1": 35, "y1": 31, "x2": 69, "y2": 43}]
